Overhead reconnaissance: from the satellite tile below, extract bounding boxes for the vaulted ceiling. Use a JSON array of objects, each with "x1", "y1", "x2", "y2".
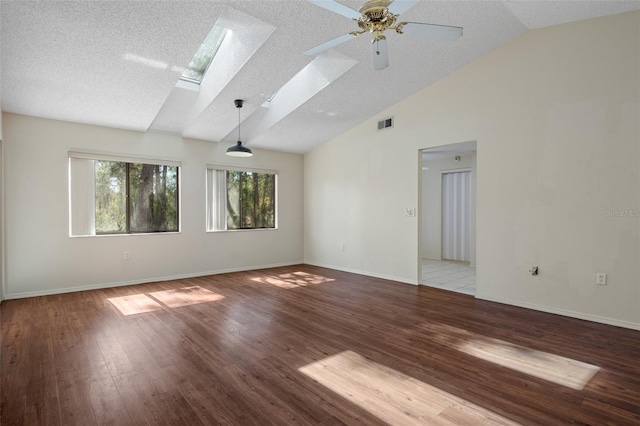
[{"x1": 2, "y1": 1, "x2": 638, "y2": 154}]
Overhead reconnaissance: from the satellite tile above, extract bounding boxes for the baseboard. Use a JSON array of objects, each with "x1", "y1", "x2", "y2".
[
  {"x1": 303, "y1": 261, "x2": 419, "y2": 286},
  {"x1": 5, "y1": 261, "x2": 302, "y2": 300},
  {"x1": 475, "y1": 292, "x2": 640, "y2": 331}
]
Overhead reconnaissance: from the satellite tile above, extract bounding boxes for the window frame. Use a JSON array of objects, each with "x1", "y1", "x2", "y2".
[
  {"x1": 179, "y1": 24, "x2": 228, "y2": 85},
  {"x1": 69, "y1": 151, "x2": 181, "y2": 237},
  {"x1": 206, "y1": 164, "x2": 278, "y2": 232}
]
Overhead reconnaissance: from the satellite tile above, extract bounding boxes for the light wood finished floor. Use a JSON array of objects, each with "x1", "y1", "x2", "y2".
[{"x1": 2, "y1": 265, "x2": 639, "y2": 425}]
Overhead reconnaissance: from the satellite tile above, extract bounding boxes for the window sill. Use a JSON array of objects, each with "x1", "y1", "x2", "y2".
[
  {"x1": 206, "y1": 228, "x2": 278, "y2": 234},
  {"x1": 70, "y1": 231, "x2": 182, "y2": 238}
]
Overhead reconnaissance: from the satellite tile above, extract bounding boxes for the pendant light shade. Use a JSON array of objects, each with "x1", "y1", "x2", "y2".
[
  {"x1": 226, "y1": 99, "x2": 252, "y2": 157},
  {"x1": 226, "y1": 140, "x2": 253, "y2": 157}
]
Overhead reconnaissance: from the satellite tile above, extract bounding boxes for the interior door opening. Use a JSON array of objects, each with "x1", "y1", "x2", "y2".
[{"x1": 419, "y1": 141, "x2": 477, "y2": 295}]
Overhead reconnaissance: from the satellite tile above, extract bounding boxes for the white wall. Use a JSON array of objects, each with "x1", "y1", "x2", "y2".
[
  {"x1": 421, "y1": 153, "x2": 476, "y2": 266},
  {"x1": 3, "y1": 113, "x2": 304, "y2": 298},
  {"x1": 305, "y1": 11, "x2": 640, "y2": 329}
]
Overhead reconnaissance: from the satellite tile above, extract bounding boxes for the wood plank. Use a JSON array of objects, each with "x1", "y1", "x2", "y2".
[{"x1": 1, "y1": 265, "x2": 639, "y2": 425}]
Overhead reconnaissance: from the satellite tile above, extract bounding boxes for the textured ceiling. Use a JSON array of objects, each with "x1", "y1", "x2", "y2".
[{"x1": 2, "y1": 0, "x2": 639, "y2": 154}]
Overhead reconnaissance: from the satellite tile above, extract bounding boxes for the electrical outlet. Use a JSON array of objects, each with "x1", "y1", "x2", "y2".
[
  {"x1": 124, "y1": 251, "x2": 131, "y2": 260},
  {"x1": 596, "y1": 273, "x2": 607, "y2": 286}
]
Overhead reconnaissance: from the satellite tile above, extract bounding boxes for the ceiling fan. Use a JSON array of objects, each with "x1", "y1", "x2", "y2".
[{"x1": 304, "y1": 0, "x2": 463, "y2": 70}]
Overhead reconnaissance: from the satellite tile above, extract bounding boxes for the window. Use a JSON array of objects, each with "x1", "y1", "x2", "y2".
[
  {"x1": 180, "y1": 24, "x2": 228, "y2": 84},
  {"x1": 207, "y1": 166, "x2": 276, "y2": 231},
  {"x1": 69, "y1": 152, "x2": 180, "y2": 236}
]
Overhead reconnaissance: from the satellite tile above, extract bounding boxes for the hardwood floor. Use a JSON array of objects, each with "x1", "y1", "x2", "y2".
[{"x1": 2, "y1": 265, "x2": 639, "y2": 425}]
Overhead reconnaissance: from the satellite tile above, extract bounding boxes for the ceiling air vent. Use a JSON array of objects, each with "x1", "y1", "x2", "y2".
[{"x1": 377, "y1": 117, "x2": 393, "y2": 131}]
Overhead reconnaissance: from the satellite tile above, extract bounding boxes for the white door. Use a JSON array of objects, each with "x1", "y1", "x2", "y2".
[{"x1": 442, "y1": 171, "x2": 471, "y2": 261}]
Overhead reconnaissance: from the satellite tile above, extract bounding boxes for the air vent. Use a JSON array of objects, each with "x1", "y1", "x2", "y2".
[{"x1": 377, "y1": 117, "x2": 393, "y2": 131}]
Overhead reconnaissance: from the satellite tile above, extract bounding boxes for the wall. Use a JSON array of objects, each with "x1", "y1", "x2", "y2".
[
  {"x1": 0, "y1": 20, "x2": 3, "y2": 300},
  {"x1": 304, "y1": 11, "x2": 640, "y2": 329},
  {"x1": 0, "y1": 140, "x2": 4, "y2": 302},
  {"x1": 421, "y1": 153, "x2": 476, "y2": 266},
  {"x1": 3, "y1": 113, "x2": 304, "y2": 298}
]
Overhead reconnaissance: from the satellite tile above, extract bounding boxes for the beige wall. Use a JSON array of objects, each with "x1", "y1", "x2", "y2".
[
  {"x1": 3, "y1": 113, "x2": 304, "y2": 298},
  {"x1": 1, "y1": 23, "x2": 3, "y2": 300},
  {"x1": 0, "y1": 140, "x2": 4, "y2": 301},
  {"x1": 305, "y1": 11, "x2": 640, "y2": 329}
]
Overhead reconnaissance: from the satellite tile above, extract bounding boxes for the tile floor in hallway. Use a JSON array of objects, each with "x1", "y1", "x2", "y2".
[{"x1": 421, "y1": 259, "x2": 476, "y2": 295}]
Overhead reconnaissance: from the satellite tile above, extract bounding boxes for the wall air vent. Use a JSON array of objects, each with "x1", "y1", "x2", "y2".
[{"x1": 377, "y1": 117, "x2": 393, "y2": 131}]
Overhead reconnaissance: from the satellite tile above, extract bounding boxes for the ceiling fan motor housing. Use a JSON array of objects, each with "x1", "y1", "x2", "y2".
[{"x1": 357, "y1": 0, "x2": 398, "y2": 39}]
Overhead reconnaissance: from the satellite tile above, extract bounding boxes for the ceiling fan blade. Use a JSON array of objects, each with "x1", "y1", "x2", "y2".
[
  {"x1": 387, "y1": 0, "x2": 420, "y2": 16},
  {"x1": 306, "y1": 0, "x2": 362, "y2": 19},
  {"x1": 398, "y1": 22, "x2": 463, "y2": 41},
  {"x1": 372, "y1": 39, "x2": 389, "y2": 70},
  {"x1": 304, "y1": 33, "x2": 356, "y2": 56}
]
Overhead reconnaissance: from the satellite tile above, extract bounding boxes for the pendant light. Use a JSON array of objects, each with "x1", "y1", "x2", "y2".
[{"x1": 226, "y1": 99, "x2": 253, "y2": 157}]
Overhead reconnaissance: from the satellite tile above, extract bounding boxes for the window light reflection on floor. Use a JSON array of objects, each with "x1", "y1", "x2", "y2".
[
  {"x1": 149, "y1": 286, "x2": 224, "y2": 308},
  {"x1": 299, "y1": 350, "x2": 518, "y2": 425},
  {"x1": 422, "y1": 323, "x2": 601, "y2": 390},
  {"x1": 107, "y1": 294, "x2": 163, "y2": 316},
  {"x1": 108, "y1": 286, "x2": 224, "y2": 315},
  {"x1": 252, "y1": 272, "x2": 335, "y2": 289}
]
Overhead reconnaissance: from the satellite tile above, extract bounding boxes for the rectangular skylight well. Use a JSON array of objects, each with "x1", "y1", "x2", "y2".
[{"x1": 180, "y1": 24, "x2": 228, "y2": 84}]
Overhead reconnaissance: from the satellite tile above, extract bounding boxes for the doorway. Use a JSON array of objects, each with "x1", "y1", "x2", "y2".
[{"x1": 419, "y1": 141, "x2": 476, "y2": 295}]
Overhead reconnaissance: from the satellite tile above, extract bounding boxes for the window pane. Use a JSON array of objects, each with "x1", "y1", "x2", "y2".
[
  {"x1": 257, "y1": 173, "x2": 276, "y2": 228},
  {"x1": 71, "y1": 156, "x2": 180, "y2": 236},
  {"x1": 130, "y1": 163, "x2": 179, "y2": 232},
  {"x1": 180, "y1": 25, "x2": 227, "y2": 84},
  {"x1": 223, "y1": 170, "x2": 275, "y2": 230},
  {"x1": 95, "y1": 161, "x2": 126, "y2": 233},
  {"x1": 226, "y1": 170, "x2": 241, "y2": 230},
  {"x1": 241, "y1": 172, "x2": 255, "y2": 228}
]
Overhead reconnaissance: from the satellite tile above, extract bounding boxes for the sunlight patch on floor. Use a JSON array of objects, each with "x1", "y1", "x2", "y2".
[
  {"x1": 107, "y1": 294, "x2": 163, "y2": 316},
  {"x1": 299, "y1": 350, "x2": 518, "y2": 426},
  {"x1": 149, "y1": 286, "x2": 224, "y2": 308},
  {"x1": 108, "y1": 286, "x2": 224, "y2": 315},
  {"x1": 422, "y1": 323, "x2": 600, "y2": 390},
  {"x1": 252, "y1": 272, "x2": 335, "y2": 289}
]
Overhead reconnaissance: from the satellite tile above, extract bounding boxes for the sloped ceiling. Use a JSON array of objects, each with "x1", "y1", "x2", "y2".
[{"x1": 1, "y1": 1, "x2": 638, "y2": 154}]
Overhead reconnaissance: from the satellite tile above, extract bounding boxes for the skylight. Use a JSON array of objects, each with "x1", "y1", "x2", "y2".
[
  {"x1": 180, "y1": 24, "x2": 228, "y2": 84},
  {"x1": 266, "y1": 91, "x2": 278, "y2": 102}
]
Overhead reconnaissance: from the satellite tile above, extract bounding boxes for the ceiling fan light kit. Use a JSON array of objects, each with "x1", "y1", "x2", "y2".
[{"x1": 305, "y1": 0, "x2": 463, "y2": 70}]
